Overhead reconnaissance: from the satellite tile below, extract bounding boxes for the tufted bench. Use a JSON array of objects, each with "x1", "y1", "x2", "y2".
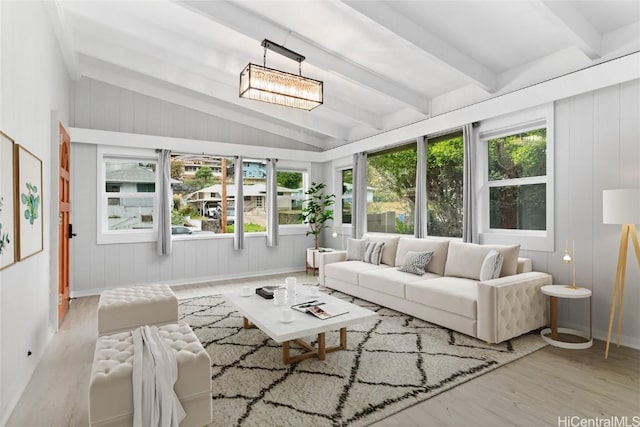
[
  {"x1": 97, "y1": 284, "x2": 178, "y2": 336},
  {"x1": 89, "y1": 323, "x2": 212, "y2": 427}
]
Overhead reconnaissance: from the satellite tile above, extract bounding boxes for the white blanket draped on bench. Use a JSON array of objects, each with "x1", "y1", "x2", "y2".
[{"x1": 132, "y1": 325, "x2": 186, "y2": 427}]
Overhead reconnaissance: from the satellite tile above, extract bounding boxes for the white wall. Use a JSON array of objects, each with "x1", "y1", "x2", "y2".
[
  {"x1": 0, "y1": 1, "x2": 70, "y2": 423},
  {"x1": 521, "y1": 80, "x2": 640, "y2": 349},
  {"x1": 71, "y1": 144, "x2": 316, "y2": 295},
  {"x1": 71, "y1": 77, "x2": 322, "y2": 152}
]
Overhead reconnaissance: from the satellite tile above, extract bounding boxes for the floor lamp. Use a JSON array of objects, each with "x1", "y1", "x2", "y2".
[{"x1": 603, "y1": 188, "x2": 640, "y2": 359}]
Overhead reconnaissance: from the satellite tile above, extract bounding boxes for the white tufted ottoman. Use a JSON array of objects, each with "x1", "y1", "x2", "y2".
[
  {"x1": 97, "y1": 284, "x2": 178, "y2": 336},
  {"x1": 89, "y1": 323, "x2": 212, "y2": 427}
]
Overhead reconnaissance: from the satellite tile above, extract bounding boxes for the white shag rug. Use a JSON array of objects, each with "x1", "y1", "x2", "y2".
[{"x1": 179, "y1": 291, "x2": 546, "y2": 426}]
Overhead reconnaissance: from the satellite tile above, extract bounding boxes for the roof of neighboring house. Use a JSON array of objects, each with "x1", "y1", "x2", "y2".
[
  {"x1": 186, "y1": 184, "x2": 296, "y2": 201},
  {"x1": 106, "y1": 164, "x2": 155, "y2": 183}
]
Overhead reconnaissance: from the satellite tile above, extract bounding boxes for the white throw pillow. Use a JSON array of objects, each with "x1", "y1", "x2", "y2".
[
  {"x1": 398, "y1": 251, "x2": 434, "y2": 275},
  {"x1": 346, "y1": 238, "x2": 367, "y2": 261},
  {"x1": 363, "y1": 241, "x2": 385, "y2": 265},
  {"x1": 479, "y1": 249, "x2": 504, "y2": 281}
]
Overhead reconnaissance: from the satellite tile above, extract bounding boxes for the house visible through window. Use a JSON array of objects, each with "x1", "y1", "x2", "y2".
[
  {"x1": 169, "y1": 154, "x2": 307, "y2": 234},
  {"x1": 276, "y1": 170, "x2": 304, "y2": 225},
  {"x1": 104, "y1": 159, "x2": 157, "y2": 232}
]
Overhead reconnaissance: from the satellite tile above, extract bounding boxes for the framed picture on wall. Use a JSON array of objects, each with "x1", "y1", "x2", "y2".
[
  {"x1": 0, "y1": 131, "x2": 17, "y2": 270},
  {"x1": 15, "y1": 144, "x2": 43, "y2": 260}
]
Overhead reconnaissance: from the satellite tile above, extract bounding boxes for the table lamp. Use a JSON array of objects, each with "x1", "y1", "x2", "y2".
[
  {"x1": 603, "y1": 188, "x2": 640, "y2": 359},
  {"x1": 563, "y1": 239, "x2": 577, "y2": 289}
]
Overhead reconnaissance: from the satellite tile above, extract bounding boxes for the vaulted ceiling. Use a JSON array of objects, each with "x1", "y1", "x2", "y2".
[{"x1": 50, "y1": 0, "x2": 640, "y2": 151}]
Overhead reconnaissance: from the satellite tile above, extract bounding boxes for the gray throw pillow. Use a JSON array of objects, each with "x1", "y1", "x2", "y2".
[
  {"x1": 363, "y1": 241, "x2": 385, "y2": 265},
  {"x1": 398, "y1": 251, "x2": 434, "y2": 275},
  {"x1": 479, "y1": 249, "x2": 504, "y2": 281},
  {"x1": 346, "y1": 238, "x2": 367, "y2": 261}
]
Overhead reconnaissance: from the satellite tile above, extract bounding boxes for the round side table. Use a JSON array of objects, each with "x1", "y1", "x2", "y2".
[{"x1": 541, "y1": 285, "x2": 593, "y2": 349}]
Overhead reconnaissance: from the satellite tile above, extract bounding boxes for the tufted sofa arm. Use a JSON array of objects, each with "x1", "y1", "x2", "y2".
[
  {"x1": 477, "y1": 272, "x2": 552, "y2": 343},
  {"x1": 318, "y1": 250, "x2": 347, "y2": 286}
]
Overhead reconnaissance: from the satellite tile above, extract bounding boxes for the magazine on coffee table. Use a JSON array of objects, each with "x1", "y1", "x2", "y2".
[{"x1": 291, "y1": 301, "x2": 349, "y2": 320}]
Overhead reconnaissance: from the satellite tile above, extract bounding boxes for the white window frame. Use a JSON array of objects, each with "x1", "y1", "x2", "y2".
[
  {"x1": 97, "y1": 146, "x2": 159, "y2": 245},
  {"x1": 477, "y1": 104, "x2": 554, "y2": 252}
]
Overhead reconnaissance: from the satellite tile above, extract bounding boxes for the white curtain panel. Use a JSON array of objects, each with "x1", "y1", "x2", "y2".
[
  {"x1": 462, "y1": 123, "x2": 477, "y2": 243},
  {"x1": 234, "y1": 156, "x2": 244, "y2": 250},
  {"x1": 157, "y1": 149, "x2": 172, "y2": 256},
  {"x1": 414, "y1": 136, "x2": 427, "y2": 238},
  {"x1": 266, "y1": 158, "x2": 278, "y2": 247},
  {"x1": 352, "y1": 152, "x2": 368, "y2": 239}
]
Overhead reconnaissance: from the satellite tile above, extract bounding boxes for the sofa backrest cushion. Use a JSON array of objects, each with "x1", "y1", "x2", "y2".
[
  {"x1": 444, "y1": 242, "x2": 520, "y2": 280},
  {"x1": 395, "y1": 237, "x2": 450, "y2": 276},
  {"x1": 363, "y1": 234, "x2": 400, "y2": 266},
  {"x1": 346, "y1": 238, "x2": 367, "y2": 261}
]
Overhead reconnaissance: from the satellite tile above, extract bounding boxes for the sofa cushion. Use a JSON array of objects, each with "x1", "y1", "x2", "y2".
[
  {"x1": 346, "y1": 238, "x2": 367, "y2": 261},
  {"x1": 395, "y1": 237, "x2": 450, "y2": 275},
  {"x1": 398, "y1": 251, "x2": 433, "y2": 275},
  {"x1": 479, "y1": 250, "x2": 503, "y2": 281},
  {"x1": 359, "y1": 268, "x2": 435, "y2": 298},
  {"x1": 444, "y1": 242, "x2": 520, "y2": 279},
  {"x1": 324, "y1": 261, "x2": 389, "y2": 284},
  {"x1": 363, "y1": 241, "x2": 385, "y2": 265},
  {"x1": 363, "y1": 234, "x2": 400, "y2": 266},
  {"x1": 406, "y1": 277, "x2": 478, "y2": 319}
]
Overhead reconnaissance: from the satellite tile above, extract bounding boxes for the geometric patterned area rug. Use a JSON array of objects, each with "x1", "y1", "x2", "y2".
[{"x1": 179, "y1": 291, "x2": 546, "y2": 427}]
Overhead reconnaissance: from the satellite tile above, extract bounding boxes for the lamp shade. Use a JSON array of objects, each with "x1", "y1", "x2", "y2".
[{"x1": 603, "y1": 188, "x2": 640, "y2": 224}]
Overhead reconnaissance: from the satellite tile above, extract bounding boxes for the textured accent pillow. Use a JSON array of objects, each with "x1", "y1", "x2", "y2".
[
  {"x1": 398, "y1": 251, "x2": 434, "y2": 275},
  {"x1": 479, "y1": 249, "x2": 504, "y2": 281},
  {"x1": 363, "y1": 241, "x2": 385, "y2": 265},
  {"x1": 346, "y1": 238, "x2": 367, "y2": 261}
]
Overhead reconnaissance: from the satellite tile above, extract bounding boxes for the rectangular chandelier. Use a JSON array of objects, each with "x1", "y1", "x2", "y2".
[{"x1": 239, "y1": 40, "x2": 323, "y2": 111}]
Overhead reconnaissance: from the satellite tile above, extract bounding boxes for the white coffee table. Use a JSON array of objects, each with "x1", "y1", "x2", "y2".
[{"x1": 223, "y1": 288, "x2": 377, "y2": 364}]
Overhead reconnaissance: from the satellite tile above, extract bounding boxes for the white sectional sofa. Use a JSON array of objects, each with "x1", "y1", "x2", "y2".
[{"x1": 319, "y1": 234, "x2": 552, "y2": 344}]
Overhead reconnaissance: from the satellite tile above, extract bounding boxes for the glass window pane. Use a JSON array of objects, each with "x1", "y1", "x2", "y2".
[
  {"x1": 367, "y1": 145, "x2": 416, "y2": 234},
  {"x1": 490, "y1": 184, "x2": 546, "y2": 230},
  {"x1": 241, "y1": 160, "x2": 267, "y2": 233},
  {"x1": 107, "y1": 196, "x2": 154, "y2": 230},
  {"x1": 277, "y1": 171, "x2": 303, "y2": 225},
  {"x1": 341, "y1": 169, "x2": 352, "y2": 224},
  {"x1": 427, "y1": 133, "x2": 463, "y2": 237},
  {"x1": 488, "y1": 129, "x2": 546, "y2": 181},
  {"x1": 173, "y1": 154, "x2": 234, "y2": 234},
  {"x1": 105, "y1": 161, "x2": 156, "y2": 192}
]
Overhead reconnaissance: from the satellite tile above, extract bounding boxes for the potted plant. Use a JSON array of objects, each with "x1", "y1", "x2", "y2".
[{"x1": 299, "y1": 182, "x2": 335, "y2": 250}]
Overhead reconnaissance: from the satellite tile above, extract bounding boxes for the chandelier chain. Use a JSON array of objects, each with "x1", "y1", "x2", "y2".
[{"x1": 263, "y1": 45, "x2": 267, "y2": 67}]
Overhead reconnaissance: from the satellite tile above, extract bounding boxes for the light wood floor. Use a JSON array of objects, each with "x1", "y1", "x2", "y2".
[{"x1": 6, "y1": 275, "x2": 640, "y2": 427}]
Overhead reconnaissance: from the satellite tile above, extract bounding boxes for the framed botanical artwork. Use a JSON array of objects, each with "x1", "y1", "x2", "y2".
[
  {"x1": 0, "y1": 131, "x2": 16, "y2": 270},
  {"x1": 15, "y1": 144, "x2": 43, "y2": 260}
]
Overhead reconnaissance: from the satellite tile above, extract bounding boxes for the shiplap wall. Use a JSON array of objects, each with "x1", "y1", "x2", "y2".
[
  {"x1": 71, "y1": 143, "x2": 316, "y2": 296},
  {"x1": 520, "y1": 80, "x2": 640, "y2": 347},
  {"x1": 68, "y1": 79, "x2": 323, "y2": 296},
  {"x1": 70, "y1": 77, "x2": 322, "y2": 152}
]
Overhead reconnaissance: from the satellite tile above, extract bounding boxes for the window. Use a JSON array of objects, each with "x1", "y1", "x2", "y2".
[
  {"x1": 277, "y1": 170, "x2": 304, "y2": 225},
  {"x1": 98, "y1": 148, "x2": 159, "y2": 244},
  {"x1": 478, "y1": 104, "x2": 554, "y2": 251},
  {"x1": 367, "y1": 144, "x2": 416, "y2": 234},
  {"x1": 341, "y1": 169, "x2": 352, "y2": 224},
  {"x1": 426, "y1": 132, "x2": 463, "y2": 237},
  {"x1": 170, "y1": 154, "x2": 307, "y2": 235},
  {"x1": 488, "y1": 129, "x2": 547, "y2": 230},
  {"x1": 171, "y1": 154, "x2": 235, "y2": 234}
]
